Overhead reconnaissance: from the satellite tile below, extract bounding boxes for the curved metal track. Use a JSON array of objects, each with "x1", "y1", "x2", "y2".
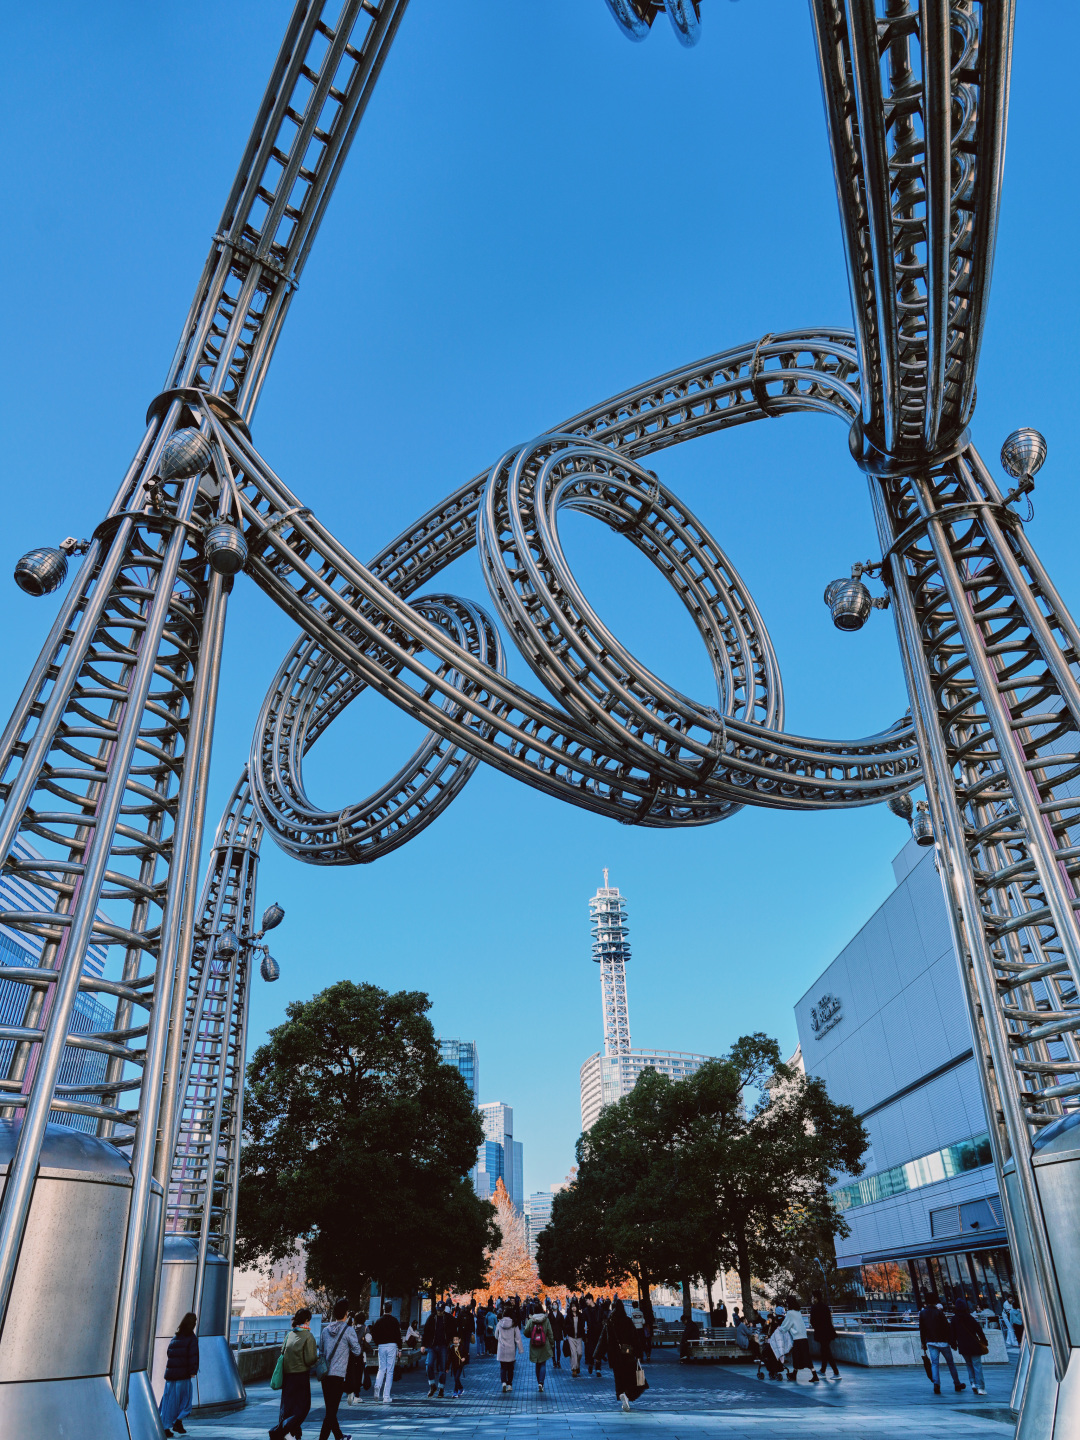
[{"x1": 240, "y1": 329, "x2": 921, "y2": 863}]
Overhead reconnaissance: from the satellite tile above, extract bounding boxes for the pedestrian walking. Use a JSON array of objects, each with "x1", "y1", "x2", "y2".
[
  {"x1": 808, "y1": 1290, "x2": 840, "y2": 1379},
  {"x1": 595, "y1": 1300, "x2": 648, "y2": 1411},
  {"x1": 629, "y1": 1302, "x2": 646, "y2": 1361},
  {"x1": 583, "y1": 1296, "x2": 602, "y2": 1376},
  {"x1": 270, "y1": 1308, "x2": 318, "y2": 1440},
  {"x1": 919, "y1": 1300, "x2": 966, "y2": 1394},
  {"x1": 951, "y1": 1299, "x2": 989, "y2": 1396},
  {"x1": 369, "y1": 1301, "x2": 403, "y2": 1404},
  {"x1": 549, "y1": 1301, "x2": 564, "y2": 1368},
  {"x1": 1002, "y1": 1295, "x2": 1024, "y2": 1349},
  {"x1": 421, "y1": 1300, "x2": 455, "y2": 1398},
  {"x1": 317, "y1": 1299, "x2": 362, "y2": 1440},
  {"x1": 565, "y1": 1301, "x2": 585, "y2": 1376},
  {"x1": 525, "y1": 1301, "x2": 555, "y2": 1393},
  {"x1": 496, "y1": 1308, "x2": 525, "y2": 1391},
  {"x1": 779, "y1": 1303, "x2": 818, "y2": 1383},
  {"x1": 449, "y1": 1334, "x2": 467, "y2": 1397},
  {"x1": 485, "y1": 1305, "x2": 498, "y2": 1355},
  {"x1": 159, "y1": 1311, "x2": 199, "y2": 1437}
]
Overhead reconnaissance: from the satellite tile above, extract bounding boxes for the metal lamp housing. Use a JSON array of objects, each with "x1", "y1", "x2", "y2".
[
  {"x1": 261, "y1": 901, "x2": 284, "y2": 932},
  {"x1": 215, "y1": 928, "x2": 239, "y2": 960},
  {"x1": 14, "y1": 547, "x2": 68, "y2": 596},
  {"x1": 824, "y1": 577, "x2": 873, "y2": 631},
  {"x1": 887, "y1": 793, "x2": 914, "y2": 821},
  {"x1": 911, "y1": 806, "x2": 934, "y2": 846},
  {"x1": 1001, "y1": 427, "x2": 1047, "y2": 481},
  {"x1": 204, "y1": 522, "x2": 249, "y2": 576},
  {"x1": 260, "y1": 952, "x2": 280, "y2": 982},
  {"x1": 159, "y1": 428, "x2": 214, "y2": 482}
]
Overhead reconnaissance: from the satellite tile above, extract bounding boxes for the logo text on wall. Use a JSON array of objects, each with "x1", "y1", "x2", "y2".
[{"x1": 810, "y1": 993, "x2": 843, "y2": 1039}]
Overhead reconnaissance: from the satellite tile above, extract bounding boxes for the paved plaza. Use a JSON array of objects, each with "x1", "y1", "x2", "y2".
[{"x1": 188, "y1": 1349, "x2": 1019, "y2": 1440}]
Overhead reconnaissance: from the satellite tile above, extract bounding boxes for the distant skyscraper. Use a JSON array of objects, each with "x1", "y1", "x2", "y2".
[
  {"x1": 525, "y1": 1168, "x2": 576, "y2": 1261},
  {"x1": 580, "y1": 871, "x2": 713, "y2": 1132},
  {"x1": 478, "y1": 1101, "x2": 523, "y2": 1211},
  {"x1": 439, "y1": 1038, "x2": 480, "y2": 1105}
]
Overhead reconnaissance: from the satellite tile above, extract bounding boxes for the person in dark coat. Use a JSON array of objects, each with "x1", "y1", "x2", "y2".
[
  {"x1": 951, "y1": 1299, "x2": 988, "y2": 1395},
  {"x1": 159, "y1": 1311, "x2": 199, "y2": 1437},
  {"x1": 595, "y1": 1301, "x2": 648, "y2": 1411},
  {"x1": 421, "y1": 1301, "x2": 456, "y2": 1397},
  {"x1": 809, "y1": 1291, "x2": 839, "y2": 1378},
  {"x1": 549, "y1": 1303, "x2": 564, "y2": 1368},
  {"x1": 919, "y1": 1301, "x2": 965, "y2": 1394},
  {"x1": 583, "y1": 1297, "x2": 603, "y2": 1377}
]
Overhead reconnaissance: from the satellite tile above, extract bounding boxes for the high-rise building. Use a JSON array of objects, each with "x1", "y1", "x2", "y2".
[
  {"x1": 0, "y1": 836, "x2": 113, "y2": 1134},
  {"x1": 524, "y1": 1168, "x2": 577, "y2": 1261},
  {"x1": 439, "y1": 1038, "x2": 480, "y2": 1105},
  {"x1": 478, "y1": 1100, "x2": 523, "y2": 1210},
  {"x1": 579, "y1": 872, "x2": 713, "y2": 1132}
]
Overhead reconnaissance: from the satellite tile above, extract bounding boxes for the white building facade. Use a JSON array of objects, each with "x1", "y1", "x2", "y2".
[{"x1": 794, "y1": 838, "x2": 1015, "y2": 1311}]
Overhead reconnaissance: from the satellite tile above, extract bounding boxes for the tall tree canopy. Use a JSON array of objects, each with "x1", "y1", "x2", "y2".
[
  {"x1": 537, "y1": 1033, "x2": 867, "y2": 1319},
  {"x1": 236, "y1": 981, "x2": 497, "y2": 1300}
]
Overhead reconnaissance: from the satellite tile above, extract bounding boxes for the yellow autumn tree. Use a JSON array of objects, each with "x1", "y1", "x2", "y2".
[{"x1": 485, "y1": 1178, "x2": 539, "y2": 1295}]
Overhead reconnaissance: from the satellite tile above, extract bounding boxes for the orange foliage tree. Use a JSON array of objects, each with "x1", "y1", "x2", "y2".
[{"x1": 484, "y1": 1179, "x2": 538, "y2": 1295}]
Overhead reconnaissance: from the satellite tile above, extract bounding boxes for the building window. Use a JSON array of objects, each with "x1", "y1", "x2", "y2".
[{"x1": 833, "y1": 1133, "x2": 993, "y2": 1211}]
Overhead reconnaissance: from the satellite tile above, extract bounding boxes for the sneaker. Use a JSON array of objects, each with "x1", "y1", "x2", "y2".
[
  {"x1": 810, "y1": 1374, "x2": 819, "y2": 1383},
  {"x1": 175, "y1": 1427, "x2": 187, "y2": 1437},
  {"x1": 620, "y1": 1394, "x2": 631, "y2": 1412},
  {"x1": 427, "y1": 1384, "x2": 437, "y2": 1397},
  {"x1": 381, "y1": 1398, "x2": 392, "y2": 1405},
  {"x1": 538, "y1": 1383, "x2": 544, "y2": 1393}
]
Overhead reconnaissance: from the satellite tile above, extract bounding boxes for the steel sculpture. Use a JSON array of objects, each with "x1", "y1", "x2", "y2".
[{"x1": 0, "y1": 1, "x2": 1075, "y2": 1437}]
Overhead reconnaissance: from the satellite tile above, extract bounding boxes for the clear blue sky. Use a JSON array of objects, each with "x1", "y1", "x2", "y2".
[{"x1": 2, "y1": 3, "x2": 1077, "y2": 1201}]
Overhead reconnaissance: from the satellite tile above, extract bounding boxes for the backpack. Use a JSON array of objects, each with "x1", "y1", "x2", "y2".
[{"x1": 531, "y1": 1321, "x2": 546, "y2": 1347}]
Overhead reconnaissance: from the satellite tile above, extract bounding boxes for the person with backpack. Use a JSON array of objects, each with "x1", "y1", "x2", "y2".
[
  {"x1": 159, "y1": 1310, "x2": 199, "y2": 1437},
  {"x1": 525, "y1": 1302, "x2": 555, "y2": 1393},
  {"x1": 316, "y1": 1299, "x2": 362, "y2": 1440},
  {"x1": 270, "y1": 1308, "x2": 318, "y2": 1440}
]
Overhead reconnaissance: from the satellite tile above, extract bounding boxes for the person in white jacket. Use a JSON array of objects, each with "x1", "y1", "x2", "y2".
[
  {"x1": 778, "y1": 1305, "x2": 819, "y2": 1383},
  {"x1": 495, "y1": 1310, "x2": 525, "y2": 1393}
]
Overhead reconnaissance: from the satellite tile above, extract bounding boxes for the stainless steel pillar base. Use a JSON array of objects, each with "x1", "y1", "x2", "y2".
[
  {"x1": 126, "y1": 1369, "x2": 167, "y2": 1440},
  {"x1": 0, "y1": 1376, "x2": 132, "y2": 1440},
  {"x1": 151, "y1": 1236, "x2": 244, "y2": 1411},
  {"x1": 1013, "y1": 1345, "x2": 1080, "y2": 1440},
  {"x1": 0, "y1": 1121, "x2": 162, "y2": 1437}
]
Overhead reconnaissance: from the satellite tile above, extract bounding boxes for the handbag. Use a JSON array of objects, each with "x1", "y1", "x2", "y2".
[
  {"x1": 562, "y1": 1338, "x2": 571, "y2": 1358},
  {"x1": 271, "y1": 1336, "x2": 288, "y2": 1391},
  {"x1": 316, "y1": 1323, "x2": 350, "y2": 1380},
  {"x1": 634, "y1": 1359, "x2": 647, "y2": 1390}
]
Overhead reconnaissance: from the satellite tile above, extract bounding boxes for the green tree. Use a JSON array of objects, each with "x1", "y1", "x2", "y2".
[{"x1": 235, "y1": 981, "x2": 498, "y2": 1301}]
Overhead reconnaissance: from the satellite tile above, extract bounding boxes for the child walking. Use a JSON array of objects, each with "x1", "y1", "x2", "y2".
[{"x1": 449, "y1": 1335, "x2": 466, "y2": 1398}]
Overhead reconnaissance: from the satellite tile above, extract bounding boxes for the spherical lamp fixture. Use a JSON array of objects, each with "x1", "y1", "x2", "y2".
[
  {"x1": 911, "y1": 802, "x2": 934, "y2": 846},
  {"x1": 260, "y1": 952, "x2": 280, "y2": 982},
  {"x1": 216, "y1": 928, "x2": 239, "y2": 959},
  {"x1": 824, "y1": 577, "x2": 873, "y2": 631},
  {"x1": 887, "y1": 793, "x2": 914, "y2": 821},
  {"x1": 1000, "y1": 428, "x2": 1047, "y2": 482},
  {"x1": 159, "y1": 429, "x2": 214, "y2": 482},
  {"x1": 204, "y1": 521, "x2": 249, "y2": 576},
  {"x1": 261, "y1": 901, "x2": 285, "y2": 932},
  {"x1": 15, "y1": 547, "x2": 69, "y2": 597}
]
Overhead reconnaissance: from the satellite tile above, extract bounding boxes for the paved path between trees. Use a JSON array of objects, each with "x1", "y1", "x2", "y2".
[{"x1": 189, "y1": 1347, "x2": 1019, "y2": 1439}]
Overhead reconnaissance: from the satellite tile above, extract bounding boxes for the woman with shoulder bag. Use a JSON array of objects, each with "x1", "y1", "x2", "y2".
[
  {"x1": 596, "y1": 1300, "x2": 648, "y2": 1411},
  {"x1": 317, "y1": 1299, "x2": 362, "y2": 1439},
  {"x1": 950, "y1": 1299, "x2": 989, "y2": 1396},
  {"x1": 270, "y1": 1308, "x2": 319, "y2": 1440}
]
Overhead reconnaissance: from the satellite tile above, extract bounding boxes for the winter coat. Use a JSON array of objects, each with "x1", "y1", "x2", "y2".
[
  {"x1": 319, "y1": 1320, "x2": 362, "y2": 1379},
  {"x1": 525, "y1": 1311, "x2": 555, "y2": 1363},
  {"x1": 778, "y1": 1310, "x2": 807, "y2": 1344},
  {"x1": 421, "y1": 1311, "x2": 455, "y2": 1348},
  {"x1": 808, "y1": 1301, "x2": 835, "y2": 1340},
  {"x1": 919, "y1": 1305, "x2": 952, "y2": 1347},
  {"x1": 164, "y1": 1333, "x2": 199, "y2": 1382},
  {"x1": 950, "y1": 1309, "x2": 987, "y2": 1360},
  {"x1": 496, "y1": 1316, "x2": 525, "y2": 1361},
  {"x1": 282, "y1": 1326, "x2": 318, "y2": 1374},
  {"x1": 370, "y1": 1314, "x2": 403, "y2": 1347},
  {"x1": 565, "y1": 1310, "x2": 585, "y2": 1339}
]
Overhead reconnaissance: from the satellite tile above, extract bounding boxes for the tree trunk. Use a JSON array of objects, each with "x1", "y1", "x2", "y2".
[
  {"x1": 637, "y1": 1269, "x2": 654, "y2": 1326},
  {"x1": 705, "y1": 1277, "x2": 714, "y2": 1323},
  {"x1": 736, "y1": 1230, "x2": 753, "y2": 1322},
  {"x1": 681, "y1": 1273, "x2": 694, "y2": 1324}
]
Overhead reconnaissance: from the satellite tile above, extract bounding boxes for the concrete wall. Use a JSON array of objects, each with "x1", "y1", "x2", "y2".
[{"x1": 809, "y1": 1328, "x2": 1009, "y2": 1367}]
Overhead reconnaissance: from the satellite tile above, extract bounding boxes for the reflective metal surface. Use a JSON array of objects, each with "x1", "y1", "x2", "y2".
[
  {"x1": 204, "y1": 521, "x2": 249, "y2": 576},
  {"x1": 153, "y1": 1237, "x2": 242, "y2": 1411},
  {"x1": 0, "y1": 1376, "x2": 133, "y2": 1440},
  {"x1": 13, "y1": 546, "x2": 68, "y2": 596},
  {"x1": 1001, "y1": 427, "x2": 1047, "y2": 482}
]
